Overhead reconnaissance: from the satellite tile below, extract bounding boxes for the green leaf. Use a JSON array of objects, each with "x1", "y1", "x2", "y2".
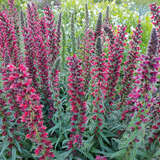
[
  {"x1": 91, "y1": 148, "x2": 113, "y2": 156},
  {"x1": 77, "y1": 148, "x2": 94, "y2": 160},
  {"x1": 1, "y1": 154, "x2": 7, "y2": 160},
  {"x1": 49, "y1": 137, "x2": 58, "y2": 145},
  {"x1": 55, "y1": 135, "x2": 63, "y2": 149},
  {"x1": 110, "y1": 149, "x2": 127, "y2": 159},
  {"x1": 15, "y1": 140, "x2": 22, "y2": 153},
  {"x1": 97, "y1": 136, "x2": 105, "y2": 150},
  {"x1": 21, "y1": 149, "x2": 33, "y2": 158},
  {"x1": 129, "y1": 146, "x2": 138, "y2": 160},
  {"x1": 48, "y1": 124, "x2": 60, "y2": 135},
  {"x1": 99, "y1": 132, "x2": 110, "y2": 144},
  {"x1": 0, "y1": 139, "x2": 9, "y2": 157},
  {"x1": 56, "y1": 150, "x2": 72, "y2": 160},
  {"x1": 136, "y1": 150, "x2": 148, "y2": 158},
  {"x1": 153, "y1": 150, "x2": 160, "y2": 158},
  {"x1": 11, "y1": 147, "x2": 16, "y2": 160}
]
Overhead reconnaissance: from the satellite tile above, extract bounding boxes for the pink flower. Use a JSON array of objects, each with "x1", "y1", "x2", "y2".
[
  {"x1": 2, "y1": 64, "x2": 54, "y2": 159},
  {"x1": 67, "y1": 55, "x2": 87, "y2": 149},
  {"x1": 96, "y1": 155, "x2": 107, "y2": 160}
]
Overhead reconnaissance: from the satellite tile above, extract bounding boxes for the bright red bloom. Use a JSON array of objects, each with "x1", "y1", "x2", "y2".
[
  {"x1": 119, "y1": 22, "x2": 142, "y2": 107},
  {"x1": 67, "y1": 55, "x2": 87, "y2": 150},
  {"x1": 2, "y1": 64, "x2": 54, "y2": 159}
]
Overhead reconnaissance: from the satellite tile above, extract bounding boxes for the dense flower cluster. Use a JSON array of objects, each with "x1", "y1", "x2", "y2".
[
  {"x1": 91, "y1": 37, "x2": 106, "y2": 131},
  {"x1": 56, "y1": 13, "x2": 62, "y2": 53},
  {"x1": 28, "y1": 4, "x2": 52, "y2": 99},
  {"x1": 105, "y1": 25, "x2": 127, "y2": 102},
  {"x1": 67, "y1": 55, "x2": 87, "y2": 149},
  {"x1": 150, "y1": 3, "x2": 160, "y2": 58},
  {"x1": 150, "y1": 3, "x2": 160, "y2": 29},
  {"x1": 121, "y1": 26, "x2": 159, "y2": 121},
  {"x1": 0, "y1": 11, "x2": 20, "y2": 66},
  {"x1": 40, "y1": 17, "x2": 48, "y2": 42},
  {"x1": 147, "y1": 3, "x2": 160, "y2": 144},
  {"x1": 2, "y1": 64, "x2": 54, "y2": 159},
  {"x1": 23, "y1": 26, "x2": 38, "y2": 89},
  {"x1": 88, "y1": 12, "x2": 107, "y2": 131},
  {"x1": 44, "y1": 6, "x2": 58, "y2": 65},
  {"x1": 24, "y1": 4, "x2": 57, "y2": 120},
  {"x1": 48, "y1": 59, "x2": 61, "y2": 121},
  {"x1": 8, "y1": 0, "x2": 21, "y2": 49},
  {"x1": 81, "y1": 29, "x2": 95, "y2": 92},
  {"x1": 1, "y1": 0, "x2": 160, "y2": 159},
  {"x1": 141, "y1": 29, "x2": 159, "y2": 95},
  {"x1": 119, "y1": 22, "x2": 142, "y2": 107}
]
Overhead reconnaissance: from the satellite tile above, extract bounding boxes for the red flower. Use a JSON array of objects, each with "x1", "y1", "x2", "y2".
[
  {"x1": 96, "y1": 155, "x2": 107, "y2": 160},
  {"x1": 152, "y1": 125, "x2": 158, "y2": 129},
  {"x1": 2, "y1": 64, "x2": 54, "y2": 159},
  {"x1": 67, "y1": 55, "x2": 87, "y2": 149}
]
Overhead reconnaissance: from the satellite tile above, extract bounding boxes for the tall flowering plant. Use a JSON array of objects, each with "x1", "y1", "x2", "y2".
[
  {"x1": 23, "y1": 4, "x2": 58, "y2": 123},
  {"x1": 121, "y1": 27, "x2": 159, "y2": 122},
  {"x1": 118, "y1": 11, "x2": 160, "y2": 158},
  {"x1": 150, "y1": 3, "x2": 160, "y2": 54},
  {"x1": 90, "y1": 37, "x2": 107, "y2": 132},
  {"x1": 44, "y1": 6, "x2": 58, "y2": 66},
  {"x1": 119, "y1": 22, "x2": 143, "y2": 108},
  {"x1": 89, "y1": 13, "x2": 107, "y2": 133},
  {"x1": 1, "y1": 64, "x2": 54, "y2": 159},
  {"x1": 0, "y1": 11, "x2": 20, "y2": 66},
  {"x1": 81, "y1": 29, "x2": 95, "y2": 93},
  {"x1": 105, "y1": 25, "x2": 127, "y2": 107},
  {"x1": 67, "y1": 55, "x2": 87, "y2": 150}
]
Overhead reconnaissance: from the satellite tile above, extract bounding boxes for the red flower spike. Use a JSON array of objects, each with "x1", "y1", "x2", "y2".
[
  {"x1": 105, "y1": 25, "x2": 127, "y2": 103},
  {"x1": 67, "y1": 55, "x2": 87, "y2": 150},
  {"x1": 90, "y1": 37, "x2": 106, "y2": 131},
  {"x1": 2, "y1": 64, "x2": 54, "y2": 159},
  {"x1": 44, "y1": 6, "x2": 58, "y2": 65},
  {"x1": 119, "y1": 22, "x2": 142, "y2": 107},
  {"x1": 0, "y1": 11, "x2": 20, "y2": 67}
]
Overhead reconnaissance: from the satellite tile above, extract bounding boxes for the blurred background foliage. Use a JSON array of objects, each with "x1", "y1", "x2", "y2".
[
  {"x1": 0, "y1": 0, "x2": 157, "y2": 55},
  {"x1": 55, "y1": 0, "x2": 154, "y2": 55},
  {"x1": 0, "y1": 0, "x2": 26, "y2": 10}
]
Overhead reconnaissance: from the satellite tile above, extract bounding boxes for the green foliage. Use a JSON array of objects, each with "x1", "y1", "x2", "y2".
[
  {"x1": 0, "y1": 0, "x2": 27, "y2": 10},
  {"x1": 0, "y1": 0, "x2": 159, "y2": 159},
  {"x1": 51, "y1": 0, "x2": 152, "y2": 57}
]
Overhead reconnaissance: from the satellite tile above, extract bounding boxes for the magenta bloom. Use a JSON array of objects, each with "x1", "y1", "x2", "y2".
[
  {"x1": 81, "y1": 29, "x2": 95, "y2": 92},
  {"x1": 96, "y1": 155, "x2": 107, "y2": 160},
  {"x1": 44, "y1": 6, "x2": 58, "y2": 65},
  {"x1": 106, "y1": 25, "x2": 127, "y2": 100},
  {"x1": 91, "y1": 37, "x2": 107, "y2": 129},
  {"x1": 2, "y1": 64, "x2": 54, "y2": 159},
  {"x1": 119, "y1": 22, "x2": 142, "y2": 107},
  {"x1": 0, "y1": 11, "x2": 20, "y2": 66},
  {"x1": 67, "y1": 55, "x2": 87, "y2": 150}
]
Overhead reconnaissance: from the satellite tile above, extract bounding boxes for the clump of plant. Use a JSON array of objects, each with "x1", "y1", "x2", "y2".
[{"x1": 0, "y1": 0, "x2": 160, "y2": 160}]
